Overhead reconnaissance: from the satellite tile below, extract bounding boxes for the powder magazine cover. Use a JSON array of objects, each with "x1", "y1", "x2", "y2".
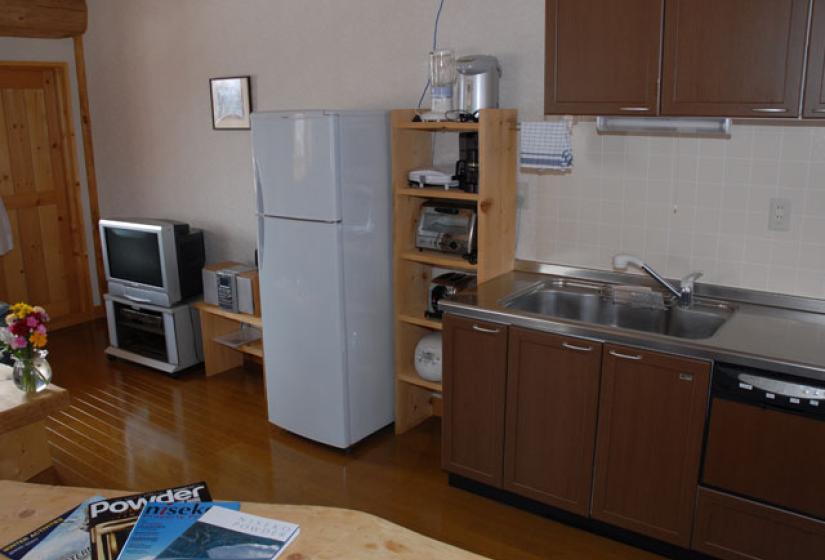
[
  {"x1": 87, "y1": 483, "x2": 212, "y2": 560},
  {"x1": 1, "y1": 482, "x2": 212, "y2": 560}
]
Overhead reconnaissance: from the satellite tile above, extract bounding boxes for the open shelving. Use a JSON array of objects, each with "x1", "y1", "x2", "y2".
[
  {"x1": 396, "y1": 187, "x2": 480, "y2": 202},
  {"x1": 391, "y1": 108, "x2": 517, "y2": 434}
]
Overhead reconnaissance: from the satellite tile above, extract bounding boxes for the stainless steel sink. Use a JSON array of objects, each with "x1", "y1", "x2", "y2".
[{"x1": 504, "y1": 281, "x2": 734, "y2": 340}]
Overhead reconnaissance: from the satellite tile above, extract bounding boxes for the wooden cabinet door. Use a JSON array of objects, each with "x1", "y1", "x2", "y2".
[
  {"x1": 662, "y1": 0, "x2": 809, "y2": 117},
  {"x1": 442, "y1": 315, "x2": 508, "y2": 487},
  {"x1": 804, "y1": 0, "x2": 825, "y2": 117},
  {"x1": 545, "y1": 0, "x2": 663, "y2": 115},
  {"x1": 503, "y1": 328, "x2": 601, "y2": 515},
  {"x1": 591, "y1": 345, "x2": 710, "y2": 547}
]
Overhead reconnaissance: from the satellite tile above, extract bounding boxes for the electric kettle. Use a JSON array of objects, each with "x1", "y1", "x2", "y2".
[{"x1": 455, "y1": 55, "x2": 501, "y2": 115}]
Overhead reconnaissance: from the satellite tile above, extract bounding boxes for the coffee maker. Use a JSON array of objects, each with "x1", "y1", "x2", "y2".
[{"x1": 454, "y1": 132, "x2": 479, "y2": 193}]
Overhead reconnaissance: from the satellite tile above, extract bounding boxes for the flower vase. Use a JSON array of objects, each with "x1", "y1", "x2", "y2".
[{"x1": 12, "y1": 350, "x2": 52, "y2": 393}]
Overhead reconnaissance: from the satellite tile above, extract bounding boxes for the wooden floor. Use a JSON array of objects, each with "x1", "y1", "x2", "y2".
[{"x1": 42, "y1": 319, "x2": 661, "y2": 560}]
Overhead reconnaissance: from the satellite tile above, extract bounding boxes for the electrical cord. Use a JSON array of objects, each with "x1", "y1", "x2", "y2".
[{"x1": 416, "y1": 0, "x2": 447, "y2": 109}]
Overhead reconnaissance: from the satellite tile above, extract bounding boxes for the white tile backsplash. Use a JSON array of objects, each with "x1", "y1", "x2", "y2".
[{"x1": 518, "y1": 121, "x2": 825, "y2": 299}]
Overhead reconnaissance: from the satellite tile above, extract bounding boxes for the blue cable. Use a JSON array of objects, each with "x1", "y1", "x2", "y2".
[{"x1": 417, "y1": 0, "x2": 446, "y2": 109}]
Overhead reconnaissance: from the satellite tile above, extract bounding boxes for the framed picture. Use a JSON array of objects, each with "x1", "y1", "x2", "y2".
[{"x1": 210, "y1": 76, "x2": 252, "y2": 130}]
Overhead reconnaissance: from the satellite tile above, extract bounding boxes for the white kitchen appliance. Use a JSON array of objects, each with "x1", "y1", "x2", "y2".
[
  {"x1": 420, "y1": 49, "x2": 456, "y2": 122},
  {"x1": 252, "y1": 110, "x2": 393, "y2": 449}
]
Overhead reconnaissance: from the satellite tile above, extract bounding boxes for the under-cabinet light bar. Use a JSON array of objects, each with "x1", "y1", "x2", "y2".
[{"x1": 596, "y1": 116, "x2": 732, "y2": 136}]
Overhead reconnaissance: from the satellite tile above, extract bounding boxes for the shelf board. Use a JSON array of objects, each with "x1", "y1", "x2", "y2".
[
  {"x1": 400, "y1": 251, "x2": 477, "y2": 271},
  {"x1": 239, "y1": 339, "x2": 263, "y2": 358},
  {"x1": 395, "y1": 121, "x2": 479, "y2": 132},
  {"x1": 397, "y1": 369, "x2": 443, "y2": 392},
  {"x1": 396, "y1": 188, "x2": 479, "y2": 202},
  {"x1": 194, "y1": 301, "x2": 263, "y2": 328},
  {"x1": 397, "y1": 312, "x2": 442, "y2": 331}
]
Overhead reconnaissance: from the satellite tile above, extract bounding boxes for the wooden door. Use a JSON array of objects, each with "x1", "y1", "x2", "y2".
[
  {"x1": 0, "y1": 64, "x2": 90, "y2": 327},
  {"x1": 503, "y1": 328, "x2": 601, "y2": 515},
  {"x1": 804, "y1": 0, "x2": 825, "y2": 117},
  {"x1": 442, "y1": 314, "x2": 508, "y2": 487},
  {"x1": 662, "y1": 0, "x2": 809, "y2": 117},
  {"x1": 545, "y1": 0, "x2": 663, "y2": 115},
  {"x1": 591, "y1": 345, "x2": 710, "y2": 547}
]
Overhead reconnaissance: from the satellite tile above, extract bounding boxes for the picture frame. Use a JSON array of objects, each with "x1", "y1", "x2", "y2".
[{"x1": 209, "y1": 76, "x2": 252, "y2": 130}]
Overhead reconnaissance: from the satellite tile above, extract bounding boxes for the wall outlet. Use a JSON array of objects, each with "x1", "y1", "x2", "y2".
[{"x1": 769, "y1": 198, "x2": 791, "y2": 231}]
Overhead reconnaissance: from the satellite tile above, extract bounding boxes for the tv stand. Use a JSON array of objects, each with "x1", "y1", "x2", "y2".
[{"x1": 104, "y1": 294, "x2": 203, "y2": 374}]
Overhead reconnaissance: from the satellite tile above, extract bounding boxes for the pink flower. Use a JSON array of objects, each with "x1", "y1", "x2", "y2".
[
  {"x1": 26, "y1": 315, "x2": 39, "y2": 328},
  {"x1": 10, "y1": 335, "x2": 27, "y2": 350},
  {"x1": 36, "y1": 324, "x2": 46, "y2": 335}
]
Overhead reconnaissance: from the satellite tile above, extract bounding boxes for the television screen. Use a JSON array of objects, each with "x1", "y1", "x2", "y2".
[{"x1": 105, "y1": 227, "x2": 164, "y2": 287}]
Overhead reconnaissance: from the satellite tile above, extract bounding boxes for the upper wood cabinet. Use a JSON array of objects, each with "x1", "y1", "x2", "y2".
[
  {"x1": 804, "y1": 0, "x2": 825, "y2": 117},
  {"x1": 544, "y1": 0, "x2": 664, "y2": 115},
  {"x1": 442, "y1": 315, "x2": 508, "y2": 487},
  {"x1": 591, "y1": 345, "x2": 710, "y2": 547},
  {"x1": 661, "y1": 0, "x2": 809, "y2": 117},
  {"x1": 503, "y1": 328, "x2": 602, "y2": 516}
]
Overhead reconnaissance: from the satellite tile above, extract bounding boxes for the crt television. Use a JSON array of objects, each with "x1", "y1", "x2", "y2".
[{"x1": 99, "y1": 218, "x2": 205, "y2": 307}]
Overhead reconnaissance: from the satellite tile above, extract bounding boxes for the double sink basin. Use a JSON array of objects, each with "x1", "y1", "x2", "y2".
[{"x1": 503, "y1": 279, "x2": 735, "y2": 340}]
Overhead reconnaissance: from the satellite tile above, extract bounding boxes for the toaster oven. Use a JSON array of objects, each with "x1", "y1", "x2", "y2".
[{"x1": 415, "y1": 201, "x2": 477, "y2": 257}]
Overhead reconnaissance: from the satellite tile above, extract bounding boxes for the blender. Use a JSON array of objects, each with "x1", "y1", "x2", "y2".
[{"x1": 420, "y1": 49, "x2": 456, "y2": 122}]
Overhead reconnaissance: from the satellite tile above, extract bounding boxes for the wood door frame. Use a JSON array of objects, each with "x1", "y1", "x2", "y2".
[{"x1": 0, "y1": 60, "x2": 94, "y2": 328}]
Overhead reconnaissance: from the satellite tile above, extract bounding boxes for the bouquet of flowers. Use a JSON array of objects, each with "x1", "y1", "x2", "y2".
[{"x1": 1, "y1": 303, "x2": 51, "y2": 392}]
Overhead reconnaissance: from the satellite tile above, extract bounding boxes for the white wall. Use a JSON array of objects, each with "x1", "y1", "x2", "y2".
[
  {"x1": 522, "y1": 121, "x2": 825, "y2": 298},
  {"x1": 82, "y1": 1, "x2": 825, "y2": 299},
  {"x1": 0, "y1": 37, "x2": 101, "y2": 305},
  {"x1": 83, "y1": 0, "x2": 544, "y2": 264}
]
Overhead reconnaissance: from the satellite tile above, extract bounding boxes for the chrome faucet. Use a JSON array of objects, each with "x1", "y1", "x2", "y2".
[{"x1": 612, "y1": 254, "x2": 702, "y2": 307}]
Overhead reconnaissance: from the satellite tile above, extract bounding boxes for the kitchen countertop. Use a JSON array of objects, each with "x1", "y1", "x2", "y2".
[{"x1": 440, "y1": 267, "x2": 825, "y2": 383}]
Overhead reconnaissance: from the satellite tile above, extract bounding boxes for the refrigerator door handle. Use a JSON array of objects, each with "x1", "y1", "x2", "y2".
[
  {"x1": 257, "y1": 216, "x2": 265, "y2": 267},
  {"x1": 255, "y1": 162, "x2": 265, "y2": 266}
]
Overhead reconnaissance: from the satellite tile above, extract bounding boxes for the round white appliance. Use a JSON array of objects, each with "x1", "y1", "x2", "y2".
[{"x1": 414, "y1": 332, "x2": 443, "y2": 382}]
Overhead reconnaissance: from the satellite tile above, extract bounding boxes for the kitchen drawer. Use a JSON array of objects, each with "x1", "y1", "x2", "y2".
[
  {"x1": 703, "y1": 397, "x2": 825, "y2": 520},
  {"x1": 692, "y1": 488, "x2": 825, "y2": 560}
]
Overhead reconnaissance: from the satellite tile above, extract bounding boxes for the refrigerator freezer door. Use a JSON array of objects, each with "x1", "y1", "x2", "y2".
[
  {"x1": 252, "y1": 112, "x2": 341, "y2": 222},
  {"x1": 260, "y1": 216, "x2": 350, "y2": 448}
]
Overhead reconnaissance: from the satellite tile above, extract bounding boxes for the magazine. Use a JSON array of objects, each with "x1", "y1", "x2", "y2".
[
  {"x1": 1, "y1": 496, "x2": 103, "y2": 560},
  {"x1": 118, "y1": 503, "x2": 300, "y2": 560},
  {"x1": 87, "y1": 482, "x2": 212, "y2": 560}
]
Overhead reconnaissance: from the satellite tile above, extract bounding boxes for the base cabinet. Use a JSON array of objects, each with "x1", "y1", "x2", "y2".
[
  {"x1": 693, "y1": 488, "x2": 825, "y2": 560},
  {"x1": 590, "y1": 345, "x2": 710, "y2": 547},
  {"x1": 502, "y1": 328, "x2": 602, "y2": 515},
  {"x1": 442, "y1": 324, "x2": 714, "y2": 551},
  {"x1": 442, "y1": 315, "x2": 508, "y2": 487}
]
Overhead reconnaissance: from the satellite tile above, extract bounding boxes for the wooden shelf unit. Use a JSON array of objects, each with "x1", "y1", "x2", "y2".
[
  {"x1": 391, "y1": 108, "x2": 517, "y2": 434},
  {"x1": 194, "y1": 301, "x2": 264, "y2": 376}
]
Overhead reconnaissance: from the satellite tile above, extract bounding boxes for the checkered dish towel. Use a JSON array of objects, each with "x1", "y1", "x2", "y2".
[{"x1": 519, "y1": 121, "x2": 573, "y2": 170}]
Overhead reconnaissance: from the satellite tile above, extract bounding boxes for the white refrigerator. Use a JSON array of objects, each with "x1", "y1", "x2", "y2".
[{"x1": 251, "y1": 110, "x2": 394, "y2": 448}]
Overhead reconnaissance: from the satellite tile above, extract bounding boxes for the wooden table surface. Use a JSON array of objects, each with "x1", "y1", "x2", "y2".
[
  {"x1": 0, "y1": 365, "x2": 70, "y2": 433},
  {"x1": 0, "y1": 481, "x2": 489, "y2": 559}
]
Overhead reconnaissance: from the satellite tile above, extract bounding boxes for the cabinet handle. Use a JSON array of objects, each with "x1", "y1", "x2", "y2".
[
  {"x1": 751, "y1": 108, "x2": 787, "y2": 113},
  {"x1": 562, "y1": 342, "x2": 594, "y2": 352},
  {"x1": 609, "y1": 350, "x2": 642, "y2": 361},
  {"x1": 472, "y1": 324, "x2": 500, "y2": 334},
  {"x1": 619, "y1": 107, "x2": 650, "y2": 112}
]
